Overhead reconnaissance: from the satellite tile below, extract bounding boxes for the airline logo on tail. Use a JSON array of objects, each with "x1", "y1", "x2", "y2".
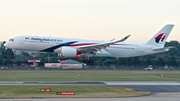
[{"x1": 155, "y1": 33, "x2": 167, "y2": 43}]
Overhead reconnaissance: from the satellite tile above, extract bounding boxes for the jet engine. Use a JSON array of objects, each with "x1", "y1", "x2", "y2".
[{"x1": 58, "y1": 47, "x2": 77, "y2": 58}]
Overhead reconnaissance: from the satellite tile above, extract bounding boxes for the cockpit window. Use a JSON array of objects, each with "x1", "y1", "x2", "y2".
[{"x1": 9, "y1": 39, "x2": 14, "y2": 41}]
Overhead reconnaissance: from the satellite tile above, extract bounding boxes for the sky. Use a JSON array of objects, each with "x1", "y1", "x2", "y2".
[{"x1": 0, "y1": 0, "x2": 180, "y2": 43}]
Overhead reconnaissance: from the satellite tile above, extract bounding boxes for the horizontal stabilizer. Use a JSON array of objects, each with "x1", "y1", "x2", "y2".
[{"x1": 152, "y1": 46, "x2": 174, "y2": 51}]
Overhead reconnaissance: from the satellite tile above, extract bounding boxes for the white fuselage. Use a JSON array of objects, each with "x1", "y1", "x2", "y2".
[{"x1": 4, "y1": 35, "x2": 168, "y2": 58}]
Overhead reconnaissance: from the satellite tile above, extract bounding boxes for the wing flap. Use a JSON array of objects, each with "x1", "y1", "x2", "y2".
[{"x1": 77, "y1": 34, "x2": 131, "y2": 53}]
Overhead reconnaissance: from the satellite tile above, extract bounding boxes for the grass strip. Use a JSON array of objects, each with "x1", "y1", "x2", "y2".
[
  {"x1": 0, "y1": 85, "x2": 149, "y2": 98},
  {"x1": 0, "y1": 71, "x2": 179, "y2": 81}
]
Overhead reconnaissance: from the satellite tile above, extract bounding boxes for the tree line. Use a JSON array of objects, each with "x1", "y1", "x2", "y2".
[{"x1": 0, "y1": 41, "x2": 14, "y2": 66}]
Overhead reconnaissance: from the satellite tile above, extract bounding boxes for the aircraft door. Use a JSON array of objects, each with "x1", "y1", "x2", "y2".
[
  {"x1": 50, "y1": 41, "x2": 55, "y2": 46},
  {"x1": 20, "y1": 37, "x2": 24, "y2": 44},
  {"x1": 136, "y1": 46, "x2": 140, "y2": 53}
]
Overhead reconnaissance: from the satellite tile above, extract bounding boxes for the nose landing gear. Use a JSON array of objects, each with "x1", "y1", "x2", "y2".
[{"x1": 12, "y1": 49, "x2": 16, "y2": 57}]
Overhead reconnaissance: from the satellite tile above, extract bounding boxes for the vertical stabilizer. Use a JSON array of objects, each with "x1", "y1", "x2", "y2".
[{"x1": 146, "y1": 24, "x2": 174, "y2": 47}]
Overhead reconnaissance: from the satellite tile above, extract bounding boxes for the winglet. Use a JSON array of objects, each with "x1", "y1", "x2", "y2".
[
  {"x1": 116, "y1": 34, "x2": 131, "y2": 42},
  {"x1": 110, "y1": 38, "x2": 115, "y2": 42}
]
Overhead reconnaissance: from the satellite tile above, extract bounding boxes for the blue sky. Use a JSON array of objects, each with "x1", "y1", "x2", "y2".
[{"x1": 0, "y1": 0, "x2": 179, "y2": 43}]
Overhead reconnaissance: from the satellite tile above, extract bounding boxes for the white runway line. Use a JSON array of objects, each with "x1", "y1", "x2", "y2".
[
  {"x1": 104, "y1": 81, "x2": 180, "y2": 85},
  {"x1": 16, "y1": 82, "x2": 23, "y2": 84}
]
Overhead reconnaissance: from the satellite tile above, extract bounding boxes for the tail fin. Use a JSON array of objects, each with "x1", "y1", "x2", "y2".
[{"x1": 146, "y1": 24, "x2": 174, "y2": 47}]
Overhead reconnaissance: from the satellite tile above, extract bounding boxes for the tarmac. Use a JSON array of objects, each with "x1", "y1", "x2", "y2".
[
  {"x1": 0, "y1": 71, "x2": 180, "y2": 101},
  {"x1": 0, "y1": 93, "x2": 180, "y2": 101},
  {"x1": 0, "y1": 81, "x2": 180, "y2": 101},
  {"x1": 1, "y1": 81, "x2": 180, "y2": 93}
]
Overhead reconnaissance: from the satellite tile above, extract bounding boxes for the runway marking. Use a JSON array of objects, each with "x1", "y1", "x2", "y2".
[
  {"x1": 0, "y1": 82, "x2": 8, "y2": 83},
  {"x1": 12, "y1": 100, "x2": 34, "y2": 101},
  {"x1": 105, "y1": 81, "x2": 180, "y2": 85},
  {"x1": 173, "y1": 85, "x2": 180, "y2": 89},
  {"x1": 16, "y1": 82, "x2": 23, "y2": 83}
]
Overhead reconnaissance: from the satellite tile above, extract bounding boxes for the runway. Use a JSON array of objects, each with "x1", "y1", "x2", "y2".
[
  {"x1": 1, "y1": 81, "x2": 180, "y2": 101},
  {"x1": 1, "y1": 81, "x2": 180, "y2": 85},
  {"x1": 1, "y1": 81, "x2": 180, "y2": 93}
]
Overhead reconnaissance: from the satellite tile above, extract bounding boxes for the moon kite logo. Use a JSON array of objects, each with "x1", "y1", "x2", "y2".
[{"x1": 155, "y1": 33, "x2": 166, "y2": 43}]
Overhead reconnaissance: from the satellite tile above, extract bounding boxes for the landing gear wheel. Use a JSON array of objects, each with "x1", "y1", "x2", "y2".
[
  {"x1": 83, "y1": 59, "x2": 94, "y2": 63},
  {"x1": 83, "y1": 60, "x2": 88, "y2": 63},
  {"x1": 83, "y1": 56, "x2": 94, "y2": 63},
  {"x1": 89, "y1": 59, "x2": 93, "y2": 63}
]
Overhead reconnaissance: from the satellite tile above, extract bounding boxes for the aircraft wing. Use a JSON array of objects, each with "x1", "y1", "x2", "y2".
[{"x1": 77, "y1": 35, "x2": 131, "y2": 53}]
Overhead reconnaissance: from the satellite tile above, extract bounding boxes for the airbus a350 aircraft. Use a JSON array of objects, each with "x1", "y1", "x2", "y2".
[{"x1": 4, "y1": 24, "x2": 174, "y2": 63}]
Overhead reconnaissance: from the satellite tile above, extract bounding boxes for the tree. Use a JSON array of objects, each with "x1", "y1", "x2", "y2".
[
  {"x1": 0, "y1": 41, "x2": 14, "y2": 65},
  {"x1": 0, "y1": 55, "x2": 3, "y2": 65},
  {"x1": 168, "y1": 56, "x2": 178, "y2": 66},
  {"x1": 21, "y1": 51, "x2": 29, "y2": 57},
  {"x1": 132, "y1": 57, "x2": 140, "y2": 66},
  {"x1": 0, "y1": 42, "x2": 6, "y2": 56},
  {"x1": 5, "y1": 49, "x2": 14, "y2": 59},
  {"x1": 156, "y1": 57, "x2": 165, "y2": 66},
  {"x1": 118, "y1": 58, "x2": 126, "y2": 66},
  {"x1": 144, "y1": 57, "x2": 152, "y2": 65},
  {"x1": 126, "y1": 58, "x2": 132, "y2": 66},
  {"x1": 102, "y1": 59, "x2": 116, "y2": 66},
  {"x1": 165, "y1": 41, "x2": 180, "y2": 57}
]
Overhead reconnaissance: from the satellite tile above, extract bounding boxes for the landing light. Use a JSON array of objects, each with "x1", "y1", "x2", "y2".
[{"x1": 76, "y1": 54, "x2": 80, "y2": 58}]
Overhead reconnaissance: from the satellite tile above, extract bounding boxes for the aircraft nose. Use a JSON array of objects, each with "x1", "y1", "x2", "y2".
[{"x1": 4, "y1": 42, "x2": 9, "y2": 48}]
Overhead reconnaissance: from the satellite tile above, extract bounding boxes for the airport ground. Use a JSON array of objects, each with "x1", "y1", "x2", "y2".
[
  {"x1": 0, "y1": 70, "x2": 179, "y2": 81},
  {"x1": 1, "y1": 93, "x2": 180, "y2": 101},
  {"x1": 0, "y1": 70, "x2": 180, "y2": 101}
]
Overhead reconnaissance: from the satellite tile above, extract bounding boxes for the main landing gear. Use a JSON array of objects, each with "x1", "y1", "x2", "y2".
[
  {"x1": 82, "y1": 56, "x2": 94, "y2": 63},
  {"x1": 83, "y1": 59, "x2": 93, "y2": 63}
]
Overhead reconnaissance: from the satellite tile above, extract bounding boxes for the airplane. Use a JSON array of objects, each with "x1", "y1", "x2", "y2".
[{"x1": 4, "y1": 24, "x2": 174, "y2": 63}]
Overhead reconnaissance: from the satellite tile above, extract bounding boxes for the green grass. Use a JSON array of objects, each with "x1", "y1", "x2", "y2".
[
  {"x1": 0, "y1": 70, "x2": 180, "y2": 81},
  {"x1": 0, "y1": 85, "x2": 149, "y2": 98},
  {"x1": 0, "y1": 85, "x2": 133, "y2": 94}
]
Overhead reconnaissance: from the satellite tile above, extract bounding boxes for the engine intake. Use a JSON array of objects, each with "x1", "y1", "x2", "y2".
[{"x1": 58, "y1": 47, "x2": 77, "y2": 58}]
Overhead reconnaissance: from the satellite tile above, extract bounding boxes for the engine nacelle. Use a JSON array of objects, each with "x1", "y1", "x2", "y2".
[{"x1": 58, "y1": 47, "x2": 77, "y2": 58}]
